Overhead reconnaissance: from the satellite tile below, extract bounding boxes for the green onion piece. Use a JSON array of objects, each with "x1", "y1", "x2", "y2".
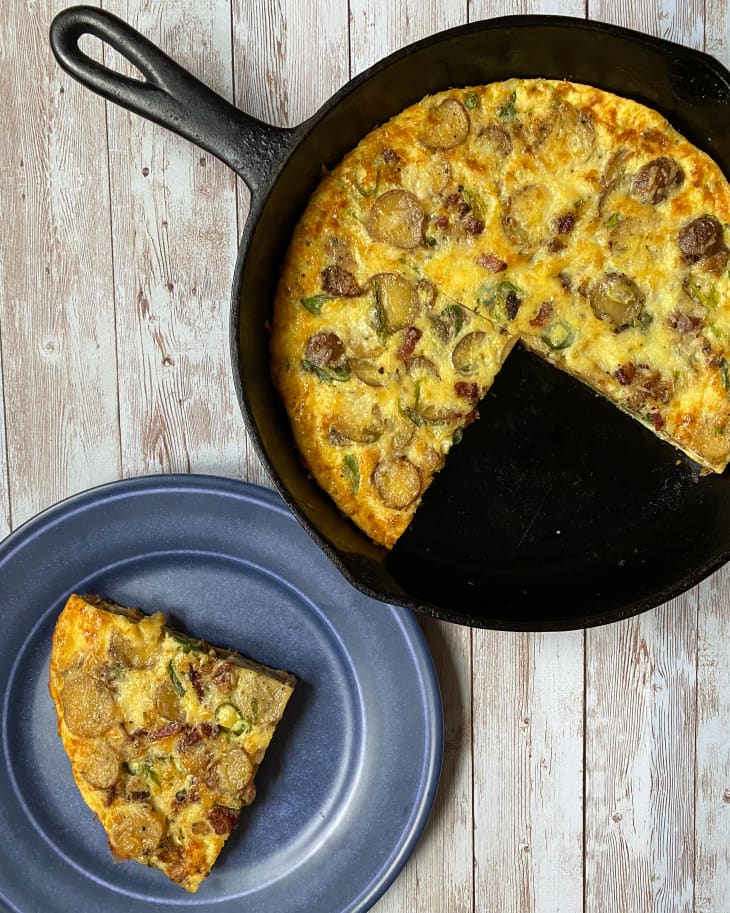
[
  {"x1": 683, "y1": 274, "x2": 720, "y2": 309},
  {"x1": 126, "y1": 761, "x2": 160, "y2": 786},
  {"x1": 301, "y1": 294, "x2": 332, "y2": 315},
  {"x1": 172, "y1": 633, "x2": 205, "y2": 654},
  {"x1": 605, "y1": 212, "x2": 621, "y2": 229},
  {"x1": 342, "y1": 454, "x2": 360, "y2": 494},
  {"x1": 495, "y1": 279, "x2": 523, "y2": 297},
  {"x1": 167, "y1": 660, "x2": 186, "y2": 697},
  {"x1": 497, "y1": 91, "x2": 516, "y2": 119},
  {"x1": 146, "y1": 766, "x2": 161, "y2": 787},
  {"x1": 355, "y1": 165, "x2": 380, "y2": 197},
  {"x1": 721, "y1": 357, "x2": 730, "y2": 394},
  {"x1": 453, "y1": 428, "x2": 463, "y2": 445},
  {"x1": 301, "y1": 358, "x2": 351, "y2": 382},
  {"x1": 231, "y1": 717, "x2": 251, "y2": 736},
  {"x1": 397, "y1": 257, "x2": 423, "y2": 278},
  {"x1": 215, "y1": 702, "x2": 243, "y2": 730},
  {"x1": 541, "y1": 321, "x2": 576, "y2": 350},
  {"x1": 464, "y1": 91, "x2": 479, "y2": 110},
  {"x1": 638, "y1": 311, "x2": 654, "y2": 332},
  {"x1": 441, "y1": 303, "x2": 464, "y2": 337},
  {"x1": 482, "y1": 280, "x2": 525, "y2": 323}
]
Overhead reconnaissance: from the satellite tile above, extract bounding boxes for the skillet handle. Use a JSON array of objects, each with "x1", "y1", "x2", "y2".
[{"x1": 49, "y1": 5, "x2": 295, "y2": 195}]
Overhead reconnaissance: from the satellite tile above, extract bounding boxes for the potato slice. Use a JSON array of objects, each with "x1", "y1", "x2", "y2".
[
  {"x1": 372, "y1": 457, "x2": 422, "y2": 509},
  {"x1": 420, "y1": 98, "x2": 470, "y2": 150},
  {"x1": 367, "y1": 190, "x2": 425, "y2": 249},
  {"x1": 452, "y1": 331, "x2": 488, "y2": 374},
  {"x1": 373, "y1": 273, "x2": 420, "y2": 333}
]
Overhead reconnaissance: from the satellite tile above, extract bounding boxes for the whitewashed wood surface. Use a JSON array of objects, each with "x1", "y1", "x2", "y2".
[{"x1": 1, "y1": 1, "x2": 728, "y2": 910}]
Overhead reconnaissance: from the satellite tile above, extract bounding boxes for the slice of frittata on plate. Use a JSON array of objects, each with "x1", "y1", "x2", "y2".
[{"x1": 49, "y1": 594, "x2": 296, "y2": 892}]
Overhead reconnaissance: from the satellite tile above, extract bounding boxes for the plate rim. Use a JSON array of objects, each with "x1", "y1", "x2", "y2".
[{"x1": 0, "y1": 473, "x2": 443, "y2": 913}]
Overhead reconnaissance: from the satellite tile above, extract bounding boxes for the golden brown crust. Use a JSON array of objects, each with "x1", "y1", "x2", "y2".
[
  {"x1": 49, "y1": 594, "x2": 295, "y2": 892},
  {"x1": 271, "y1": 78, "x2": 730, "y2": 548}
]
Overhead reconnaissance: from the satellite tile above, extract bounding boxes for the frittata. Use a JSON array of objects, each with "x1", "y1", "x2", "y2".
[
  {"x1": 49, "y1": 594, "x2": 296, "y2": 892},
  {"x1": 270, "y1": 78, "x2": 730, "y2": 548}
]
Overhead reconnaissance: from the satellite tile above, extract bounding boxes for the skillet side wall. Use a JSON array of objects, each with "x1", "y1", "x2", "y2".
[{"x1": 233, "y1": 18, "x2": 730, "y2": 630}]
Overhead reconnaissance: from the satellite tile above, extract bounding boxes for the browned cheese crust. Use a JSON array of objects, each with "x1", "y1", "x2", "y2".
[
  {"x1": 271, "y1": 78, "x2": 730, "y2": 548},
  {"x1": 48, "y1": 594, "x2": 295, "y2": 892}
]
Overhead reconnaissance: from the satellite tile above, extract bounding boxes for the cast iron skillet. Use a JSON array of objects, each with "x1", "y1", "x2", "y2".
[{"x1": 50, "y1": 6, "x2": 730, "y2": 630}]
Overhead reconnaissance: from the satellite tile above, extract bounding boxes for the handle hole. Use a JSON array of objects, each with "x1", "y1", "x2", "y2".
[{"x1": 78, "y1": 34, "x2": 147, "y2": 84}]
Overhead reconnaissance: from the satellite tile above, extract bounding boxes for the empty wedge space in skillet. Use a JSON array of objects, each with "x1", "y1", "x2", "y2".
[{"x1": 270, "y1": 77, "x2": 730, "y2": 548}]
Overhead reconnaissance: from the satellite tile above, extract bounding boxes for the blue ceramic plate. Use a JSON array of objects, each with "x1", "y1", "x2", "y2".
[{"x1": 0, "y1": 475, "x2": 442, "y2": 913}]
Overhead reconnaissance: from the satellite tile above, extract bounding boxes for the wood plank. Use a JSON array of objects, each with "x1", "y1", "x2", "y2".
[
  {"x1": 103, "y1": 0, "x2": 254, "y2": 482},
  {"x1": 695, "y1": 569, "x2": 730, "y2": 912},
  {"x1": 585, "y1": 597, "x2": 698, "y2": 913},
  {"x1": 589, "y1": 0, "x2": 704, "y2": 47},
  {"x1": 466, "y1": 7, "x2": 585, "y2": 909},
  {"x1": 696, "y1": 10, "x2": 730, "y2": 910},
  {"x1": 0, "y1": 337, "x2": 10, "y2": 537},
  {"x1": 473, "y1": 630, "x2": 585, "y2": 913},
  {"x1": 373, "y1": 617, "x2": 474, "y2": 913},
  {"x1": 706, "y1": 0, "x2": 730, "y2": 66},
  {"x1": 349, "y1": 0, "x2": 467, "y2": 75},
  {"x1": 469, "y1": 0, "x2": 585, "y2": 17},
  {"x1": 232, "y1": 0, "x2": 349, "y2": 127},
  {"x1": 230, "y1": 0, "x2": 350, "y2": 487},
  {"x1": 0, "y1": 0, "x2": 121, "y2": 526},
  {"x1": 347, "y1": 6, "x2": 473, "y2": 911},
  {"x1": 582, "y1": 9, "x2": 705, "y2": 913}
]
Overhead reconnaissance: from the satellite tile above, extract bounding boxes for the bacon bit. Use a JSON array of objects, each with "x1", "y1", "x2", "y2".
[
  {"x1": 667, "y1": 312, "x2": 704, "y2": 334},
  {"x1": 644, "y1": 374, "x2": 672, "y2": 404},
  {"x1": 477, "y1": 253, "x2": 507, "y2": 272},
  {"x1": 434, "y1": 214, "x2": 449, "y2": 230},
  {"x1": 321, "y1": 264, "x2": 362, "y2": 297},
  {"x1": 148, "y1": 721, "x2": 183, "y2": 741},
  {"x1": 187, "y1": 667, "x2": 205, "y2": 700},
  {"x1": 212, "y1": 662, "x2": 235, "y2": 694},
  {"x1": 177, "y1": 721, "x2": 219, "y2": 752},
  {"x1": 529, "y1": 301, "x2": 553, "y2": 327},
  {"x1": 207, "y1": 805, "x2": 240, "y2": 835},
  {"x1": 505, "y1": 290, "x2": 521, "y2": 320},
  {"x1": 557, "y1": 213, "x2": 576, "y2": 235},
  {"x1": 382, "y1": 147, "x2": 398, "y2": 162},
  {"x1": 397, "y1": 327, "x2": 422, "y2": 360},
  {"x1": 650, "y1": 411, "x2": 665, "y2": 430},
  {"x1": 628, "y1": 365, "x2": 673, "y2": 410},
  {"x1": 547, "y1": 238, "x2": 566, "y2": 253},
  {"x1": 177, "y1": 728, "x2": 201, "y2": 751},
  {"x1": 454, "y1": 381, "x2": 479, "y2": 401},
  {"x1": 444, "y1": 190, "x2": 470, "y2": 217},
  {"x1": 463, "y1": 216, "x2": 484, "y2": 235},
  {"x1": 129, "y1": 788, "x2": 150, "y2": 801},
  {"x1": 614, "y1": 363, "x2": 636, "y2": 386}
]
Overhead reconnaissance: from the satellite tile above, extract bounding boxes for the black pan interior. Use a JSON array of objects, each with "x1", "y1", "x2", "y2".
[{"x1": 234, "y1": 16, "x2": 730, "y2": 629}]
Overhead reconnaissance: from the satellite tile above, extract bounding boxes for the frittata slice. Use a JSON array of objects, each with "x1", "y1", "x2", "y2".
[{"x1": 48, "y1": 594, "x2": 296, "y2": 892}]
